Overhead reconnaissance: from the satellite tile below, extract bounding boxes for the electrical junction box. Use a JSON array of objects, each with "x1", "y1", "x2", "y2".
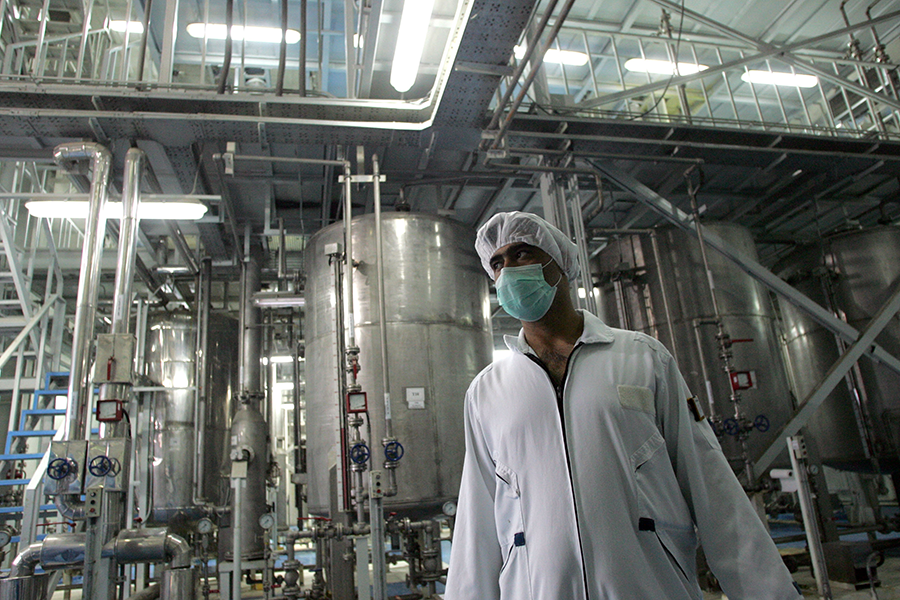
[
  {"x1": 93, "y1": 334, "x2": 136, "y2": 384},
  {"x1": 85, "y1": 439, "x2": 130, "y2": 491},
  {"x1": 370, "y1": 470, "x2": 384, "y2": 498},
  {"x1": 45, "y1": 440, "x2": 87, "y2": 496}
]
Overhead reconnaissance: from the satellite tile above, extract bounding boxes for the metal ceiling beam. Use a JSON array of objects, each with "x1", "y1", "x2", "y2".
[
  {"x1": 592, "y1": 161, "x2": 900, "y2": 376},
  {"x1": 645, "y1": 0, "x2": 900, "y2": 113},
  {"x1": 578, "y1": 6, "x2": 900, "y2": 109},
  {"x1": 356, "y1": 0, "x2": 385, "y2": 99}
]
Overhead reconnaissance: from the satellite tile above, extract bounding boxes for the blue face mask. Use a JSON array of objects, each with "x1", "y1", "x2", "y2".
[{"x1": 495, "y1": 262, "x2": 559, "y2": 322}]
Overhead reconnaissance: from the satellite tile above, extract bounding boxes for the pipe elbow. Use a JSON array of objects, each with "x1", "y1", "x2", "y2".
[
  {"x1": 55, "y1": 494, "x2": 87, "y2": 520},
  {"x1": 10, "y1": 542, "x2": 42, "y2": 577},
  {"x1": 164, "y1": 533, "x2": 192, "y2": 569},
  {"x1": 52, "y1": 142, "x2": 111, "y2": 165}
]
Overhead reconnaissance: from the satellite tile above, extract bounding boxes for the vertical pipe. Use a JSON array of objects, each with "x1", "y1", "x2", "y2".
[
  {"x1": 372, "y1": 156, "x2": 391, "y2": 440},
  {"x1": 343, "y1": 163, "x2": 355, "y2": 350},
  {"x1": 135, "y1": 0, "x2": 153, "y2": 82},
  {"x1": 788, "y1": 435, "x2": 832, "y2": 600},
  {"x1": 53, "y1": 143, "x2": 111, "y2": 442},
  {"x1": 75, "y1": 0, "x2": 95, "y2": 79},
  {"x1": 299, "y1": 0, "x2": 307, "y2": 96},
  {"x1": 193, "y1": 257, "x2": 212, "y2": 505},
  {"x1": 241, "y1": 256, "x2": 261, "y2": 393},
  {"x1": 232, "y1": 478, "x2": 244, "y2": 600},
  {"x1": 275, "y1": 0, "x2": 287, "y2": 95},
  {"x1": 649, "y1": 232, "x2": 679, "y2": 365},
  {"x1": 217, "y1": 0, "x2": 234, "y2": 94}
]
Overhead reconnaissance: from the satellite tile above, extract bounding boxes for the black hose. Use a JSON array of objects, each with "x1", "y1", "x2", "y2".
[{"x1": 216, "y1": 0, "x2": 234, "y2": 94}]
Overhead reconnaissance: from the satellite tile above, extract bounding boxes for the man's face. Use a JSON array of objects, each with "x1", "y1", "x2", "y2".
[{"x1": 489, "y1": 242, "x2": 564, "y2": 286}]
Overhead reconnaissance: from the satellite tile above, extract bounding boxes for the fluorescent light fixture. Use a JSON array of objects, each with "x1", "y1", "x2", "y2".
[
  {"x1": 268, "y1": 355, "x2": 295, "y2": 364},
  {"x1": 273, "y1": 382, "x2": 295, "y2": 392},
  {"x1": 186, "y1": 22, "x2": 301, "y2": 44},
  {"x1": 741, "y1": 70, "x2": 818, "y2": 88},
  {"x1": 390, "y1": 0, "x2": 437, "y2": 93},
  {"x1": 513, "y1": 45, "x2": 588, "y2": 66},
  {"x1": 624, "y1": 58, "x2": 708, "y2": 76},
  {"x1": 25, "y1": 199, "x2": 208, "y2": 220},
  {"x1": 106, "y1": 19, "x2": 144, "y2": 34},
  {"x1": 252, "y1": 291, "x2": 306, "y2": 308}
]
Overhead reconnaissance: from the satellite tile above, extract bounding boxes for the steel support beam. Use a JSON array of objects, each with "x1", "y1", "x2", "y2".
[
  {"x1": 592, "y1": 162, "x2": 900, "y2": 377},
  {"x1": 753, "y1": 279, "x2": 900, "y2": 479}
]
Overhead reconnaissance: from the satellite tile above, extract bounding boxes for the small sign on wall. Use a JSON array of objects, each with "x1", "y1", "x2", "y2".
[{"x1": 406, "y1": 387, "x2": 426, "y2": 409}]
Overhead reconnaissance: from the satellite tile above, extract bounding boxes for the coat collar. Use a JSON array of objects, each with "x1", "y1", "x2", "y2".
[{"x1": 504, "y1": 310, "x2": 616, "y2": 355}]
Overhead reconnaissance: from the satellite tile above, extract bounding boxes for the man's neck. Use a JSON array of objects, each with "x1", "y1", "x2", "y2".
[{"x1": 522, "y1": 306, "x2": 584, "y2": 355}]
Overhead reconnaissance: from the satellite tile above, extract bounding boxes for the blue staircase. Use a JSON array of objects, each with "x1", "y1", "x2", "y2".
[{"x1": 0, "y1": 372, "x2": 70, "y2": 541}]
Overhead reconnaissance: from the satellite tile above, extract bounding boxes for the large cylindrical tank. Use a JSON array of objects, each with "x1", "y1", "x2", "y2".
[
  {"x1": 593, "y1": 223, "x2": 794, "y2": 467},
  {"x1": 145, "y1": 312, "x2": 238, "y2": 529},
  {"x1": 304, "y1": 212, "x2": 492, "y2": 518},
  {"x1": 775, "y1": 227, "x2": 900, "y2": 471}
]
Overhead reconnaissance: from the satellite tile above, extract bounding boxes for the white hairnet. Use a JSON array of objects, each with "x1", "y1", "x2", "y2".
[{"x1": 475, "y1": 211, "x2": 580, "y2": 281}]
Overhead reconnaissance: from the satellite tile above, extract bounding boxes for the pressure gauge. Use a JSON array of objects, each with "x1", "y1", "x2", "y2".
[
  {"x1": 258, "y1": 513, "x2": 276, "y2": 530},
  {"x1": 197, "y1": 518, "x2": 214, "y2": 535},
  {"x1": 442, "y1": 501, "x2": 457, "y2": 517},
  {"x1": 0, "y1": 529, "x2": 11, "y2": 547}
]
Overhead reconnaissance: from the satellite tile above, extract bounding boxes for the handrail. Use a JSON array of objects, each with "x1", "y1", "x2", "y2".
[{"x1": 0, "y1": 293, "x2": 60, "y2": 373}]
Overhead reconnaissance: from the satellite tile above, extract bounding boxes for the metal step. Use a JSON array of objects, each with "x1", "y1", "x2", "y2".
[
  {"x1": 7, "y1": 430, "x2": 56, "y2": 438},
  {"x1": 21, "y1": 409, "x2": 66, "y2": 417},
  {"x1": 0, "y1": 453, "x2": 44, "y2": 461},
  {"x1": 0, "y1": 504, "x2": 56, "y2": 515}
]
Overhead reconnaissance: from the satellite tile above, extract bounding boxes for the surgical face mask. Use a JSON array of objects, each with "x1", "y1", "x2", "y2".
[{"x1": 495, "y1": 262, "x2": 559, "y2": 322}]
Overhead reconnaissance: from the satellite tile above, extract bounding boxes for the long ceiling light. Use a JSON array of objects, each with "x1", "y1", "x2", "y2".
[
  {"x1": 25, "y1": 199, "x2": 209, "y2": 220},
  {"x1": 624, "y1": 58, "x2": 708, "y2": 75},
  {"x1": 741, "y1": 70, "x2": 818, "y2": 88},
  {"x1": 186, "y1": 23, "x2": 301, "y2": 44},
  {"x1": 390, "y1": 0, "x2": 437, "y2": 93},
  {"x1": 513, "y1": 45, "x2": 588, "y2": 66},
  {"x1": 106, "y1": 19, "x2": 144, "y2": 34}
]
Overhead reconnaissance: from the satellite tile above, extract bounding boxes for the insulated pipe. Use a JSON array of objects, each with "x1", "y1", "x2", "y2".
[
  {"x1": 372, "y1": 155, "x2": 398, "y2": 496},
  {"x1": 9, "y1": 542, "x2": 41, "y2": 577},
  {"x1": 165, "y1": 221, "x2": 200, "y2": 275},
  {"x1": 100, "y1": 147, "x2": 144, "y2": 438},
  {"x1": 342, "y1": 163, "x2": 356, "y2": 352},
  {"x1": 55, "y1": 492, "x2": 88, "y2": 520},
  {"x1": 193, "y1": 257, "x2": 212, "y2": 505},
  {"x1": 240, "y1": 256, "x2": 262, "y2": 393},
  {"x1": 125, "y1": 584, "x2": 161, "y2": 600},
  {"x1": 53, "y1": 142, "x2": 111, "y2": 442}
]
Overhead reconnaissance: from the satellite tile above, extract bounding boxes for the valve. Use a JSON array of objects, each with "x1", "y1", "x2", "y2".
[
  {"x1": 384, "y1": 441, "x2": 404, "y2": 463},
  {"x1": 723, "y1": 418, "x2": 740, "y2": 436},
  {"x1": 88, "y1": 455, "x2": 114, "y2": 477},
  {"x1": 754, "y1": 414, "x2": 770, "y2": 432},
  {"x1": 349, "y1": 443, "x2": 370, "y2": 465},
  {"x1": 48, "y1": 458, "x2": 75, "y2": 481}
]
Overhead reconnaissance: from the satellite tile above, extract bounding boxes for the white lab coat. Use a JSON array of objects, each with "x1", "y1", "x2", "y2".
[{"x1": 445, "y1": 311, "x2": 801, "y2": 600}]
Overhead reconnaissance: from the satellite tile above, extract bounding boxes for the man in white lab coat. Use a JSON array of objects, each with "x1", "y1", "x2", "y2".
[{"x1": 444, "y1": 211, "x2": 802, "y2": 600}]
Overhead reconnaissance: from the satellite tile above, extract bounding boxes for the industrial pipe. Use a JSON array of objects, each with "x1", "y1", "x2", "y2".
[
  {"x1": 217, "y1": 0, "x2": 234, "y2": 93},
  {"x1": 53, "y1": 142, "x2": 111, "y2": 443},
  {"x1": 9, "y1": 542, "x2": 41, "y2": 577},
  {"x1": 193, "y1": 257, "x2": 212, "y2": 506},
  {"x1": 372, "y1": 155, "x2": 398, "y2": 497},
  {"x1": 125, "y1": 584, "x2": 160, "y2": 600},
  {"x1": 135, "y1": 0, "x2": 152, "y2": 82},
  {"x1": 232, "y1": 476, "x2": 244, "y2": 600},
  {"x1": 240, "y1": 255, "x2": 262, "y2": 393},
  {"x1": 275, "y1": 0, "x2": 287, "y2": 96}
]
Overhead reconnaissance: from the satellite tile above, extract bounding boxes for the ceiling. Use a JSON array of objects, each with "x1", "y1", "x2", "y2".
[{"x1": 2, "y1": 0, "x2": 900, "y2": 318}]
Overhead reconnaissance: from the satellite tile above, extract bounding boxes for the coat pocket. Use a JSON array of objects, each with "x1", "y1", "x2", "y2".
[
  {"x1": 631, "y1": 432, "x2": 699, "y2": 587},
  {"x1": 494, "y1": 462, "x2": 533, "y2": 600}
]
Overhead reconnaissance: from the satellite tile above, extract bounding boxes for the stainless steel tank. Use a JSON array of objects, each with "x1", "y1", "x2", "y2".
[
  {"x1": 145, "y1": 312, "x2": 239, "y2": 528},
  {"x1": 593, "y1": 223, "x2": 795, "y2": 467},
  {"x1": 304, "y1": 212, "x2": 492, "y2": 518},
  {"x1": 775, "y1": 226, "x2": 900, "y2": 470}
]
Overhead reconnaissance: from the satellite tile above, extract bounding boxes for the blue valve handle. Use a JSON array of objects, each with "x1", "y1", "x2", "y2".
[
  {"x1": 754, "y1": 415, "x2": 770, "y2": 433},
  {"x1": 349, "y1": 443, "x2": 370, "y2": 465},
  {"x1": 89, "y1": 455, "x2": 113, "y2": 477},
  {"x1": 48, "y1": 458, "x2": 74, "y2": 480},
  {"x1": 384, "y1": 441, "x2": 404, "y2": 462},
  {"x1": 723, "y1": 418, "x2": 740, "y2": 436}
]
